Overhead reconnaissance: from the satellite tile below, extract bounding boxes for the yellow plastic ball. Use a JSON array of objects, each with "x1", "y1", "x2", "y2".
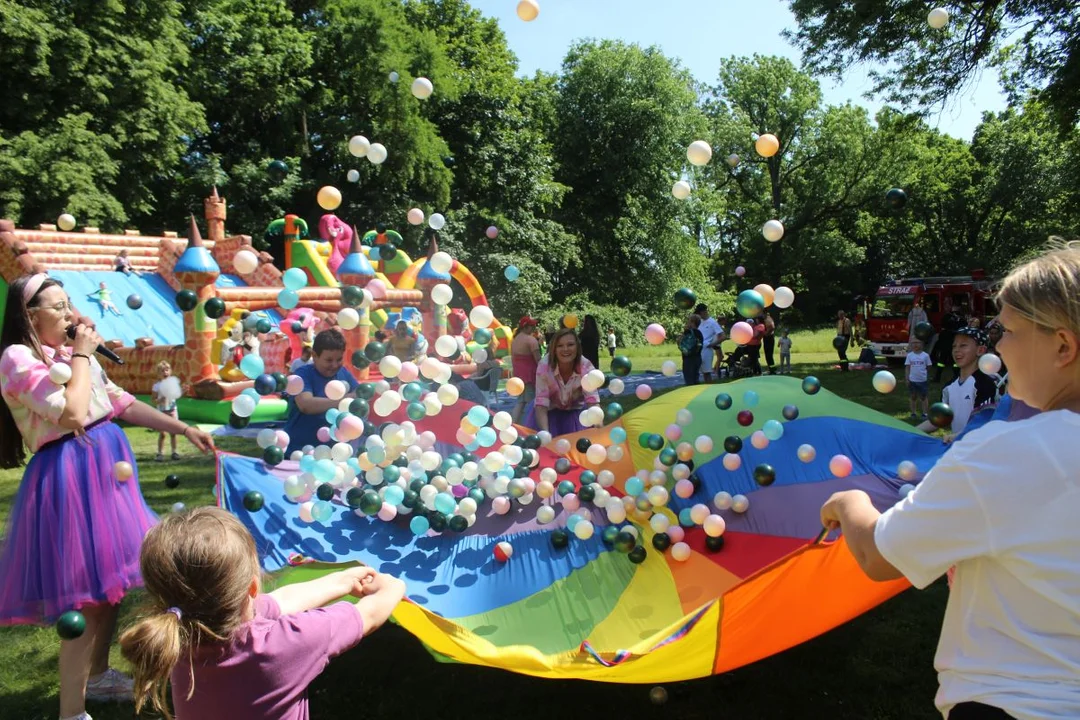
[
  {"x1": 317, "y1": 186, "x2": 342, "y2": 211},
  {"x1": 755, "y1": 134, "x2": 780, "y2": 158}
]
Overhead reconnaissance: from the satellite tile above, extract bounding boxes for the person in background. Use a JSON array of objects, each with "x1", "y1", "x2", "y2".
[
  {"x1": 777, "y1": 329, "x2": 792, "y2": 374},
  {"x1": 578, "y1": 315, "x2": 601, "y2": 369},
  {"x1": 389, "y1": 321, "x2": 418, "y2": 362},
  {"x1": 606, "y1": 327, "x2": 617, "y2": 359},
  {"x1": 528, "y1": 328, "x2": 599, "y2": 435},
  {"x1": 282, "y1": 329, "x2": 358, "y2": 455},
  {"x1": 289, "y1": 345, "x2": 313, "y2": 374},
  {"x1": 917, "y1": 328, "x2": 998, "y2": 439},
  {"x1": 119, "y1": 507, "x2": 405, "y2": 720},
  {"x1": 679, "y1": 314, "x2": 704, "y2": 386},
  {"x1": 114, "y1": 249, "x2": 133, "y2": 275},
  {"x1": 908, "y1": 299, "x2": 928, "y2": 345},
  {"x1": 0, "y1": 274, "x2": 215, "y2": 720},
  {"x1": 510, "y1": 317, "x2": 541, "y2": 424},
  {"x1": 905, "y1": 338, "x2": 932, "y2": 420},
  {"x1": 696, "y1": 304, "x2": 723, "y2": 383},
  {"x1": 151, "y1": 361, "x2": 183, "y2": 462},
  {"x1": 935, "y1": 301, "x2": 964, "y2": 383},
  {"x1": 835, "y1": 310, "x2": 852, "y2": 372},
  {"x1": 87, "y1": 282, "x2": 123, "y2": 317},
  {"x1": 762, "y1": 311, "x2": 777, "y2": 374},
  {"x1": 819, "y1": 243, "x2": 1080, "y2": 720}
]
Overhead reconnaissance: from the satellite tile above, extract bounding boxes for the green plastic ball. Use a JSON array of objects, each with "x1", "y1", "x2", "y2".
[
  {"x1": 604, "y1": 402, "x2": 624, "y2": 422},
  {"x1": 610, "y1": 355, "x2": 632, "y2": 377},
  {"x1": 406, "y1": 401, "x2": 426, "y2": 421},
  {"x1": 242, "y1": 491, "x2": 265, "y2": 512},
  {"x1": 402, "y1": 381, "x2": 425, "y2": 402},
  {"x1": 602, "y1": 526, "x2": 620, "y2": 545},
  {"x1": 551, "y1": 529, "x2": 570, "y2": 549},
  {"x1": 723, "y1": 435, "x2": 743, "y2": 454},
  {"x1": 349, "y1": 398, "x2": 369, "y2": 417},
  {"x1": 914, "y1": 321, "x2": 934, "y2": 342},
  {"x1": 715, "y1": 393, "x2": 733, "y2": 410},
  {"x1": 468, "y1": 488, "x2": 486, "y2": 505},
  {"x1": 638, "y1": 433, "x2": 653, "y2": 448},
  {"x1": 652, "y1": 532, "x2": 671, "y2": 551},
  {"x1": 268, "y1": 159, "x2": 289, "y2": 176},
  {"x1": 928, "y1": 402, "x2": 954, "y2": 429},
  {"x1": 802, "y1": 376, "x2": 821, "y2": 395},
  {"x1": 754, "y1": 463, "x2": 776, "y2": 487},
  {"x1": 575, "y1": 437, "x2": 591, "y2": 453},
  {"x1": 203, "y1": 297, "x2": 227, "y2": 319},
  {"x1": 735, "y1": 289, "x2": 765, "y2": 319},
  {"x1": 176, "y1": 290, "x2": 198, "y2": 312},
  {"x1": 628, "y1": 545, "x2": 648, "y2": 564},
  {"x1": 647, "y1": 434, "x2": 665, "y2": 451},
  {"x1": 885, "y1": 187, "x2": 908, "y2": 209},
  {"x1": 448, "y1": 515, "x2": 468, "y2": 532},
  {"x1": 56, "y1": 610, "x2": 87, "y2": 640},
  {"x1": 658, "y1": 447, "x2": 678, "y2": 466},
  {"x1": 346, "y1": 487, "x2": 365, "y2": 509},
  {"x1": 342, "y1": 285, "x2": 365, "y2": 307},
  {"x1": 359, "y1": 490, "x2": 382, "y2": 515},
  {"x1": 401, "y1": 490, "x2": 419, "y2": 508},
  {"x1": 673, "y1": 287, "x2": 697, "y2": 310},
  {"x1": 578, "y1": 484, "x2": 596, "y2": 503},
  {"x1": 262, "y1": 445, "x2": 284, "y2": 466},
  {"x1": 557, "y1": 480, "x2": 576, "y2": 496},
  {"x1": 351, "y1": 350, "x2": 371, "y2": 369},
  {"x1": 364, "y1": 341, "x2": 387, "y2": 363},
  {"x1": 473, "y1": 328, "x2": 493, "y2": 345},
  {"x1": 355, "y1": 383, "x2": 376, "y2": 399},
  {"x1": 316, "y1": 483, "x2": 335, "y2": 501},
  {"x1": 705, "y1": 534, "x2": 726, "y2": 552},
  {"x1": 228, "y1": 412, "x2": 250, "y2": 429},
  {"x1": 579, "y1": 470, "x2": 596, "y2": 485},
  {"x1": 256, "y1": 318, "x2": 273, "y2": 334},
  {"x1": 164, "y1": 474, "x2": 180, "y2": 489},
  {"x1": 272, "y1": 372, "x2": 288, "y2": 392},
  {"x1": 614, "y1": 530, "x2": 637, "y2": 553},
  {"x1": 429, "y1": 512, "x2": 449, "y2": 532}
]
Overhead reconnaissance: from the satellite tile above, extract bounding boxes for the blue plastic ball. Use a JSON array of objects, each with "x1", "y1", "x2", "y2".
[
  {"x1": 240, "y1": 354, "x2": 265, "y2": 380},
  {"x1": 311, "y1": 500, "x2": 333, "y2": 523},
  {"x1": 679, "y1": 508, "x2": 695, "y2": 527},
  {"x1": 313, "y1": 459, "x2": 337, "y2": 483},
  {"x1": 467, "y1": 406, "x2": 491, "y2": 427},
  {"x1": 253, "y1": 374, "x2": 277, "y2": 396},
  {"x1": 609, "y1": 427, "x2": 627, "y2": 444},
  {"x1": 410, "y1": 515, "x2": 430, "y2": 535},
  {"x1": 715, "y1": 393, "x2": 733, "y2": 410},
  {"x1": 504, "y1": 265, "x2": 520, "y2": 282},
  {"x1": 742, "y1": 390, "x2": 759, "y2": 408},
  {"x1": 282, "y1": 268, "x2": 308, "y2": 292},
  {"x1": 277, "y1": 289, "x2": 300, "y2": 310},
  {"x1": 566, "y1": 513, "x2": 583, "y2": 532},
  {"x1": 434, "y1": 493, "x2": 456, "y2": 515},
  {"x1": 782, "y1": 404, "x2": 800, "y2": 421},
  {"x1": 325, "y1": 408, "x2": 340, "y2": 425},
  {"x1": 383, "y1": 485, "x2": 405, "y2": 506},
  {"x1": 624, "y1": 476, "x2": 645, "y2": 497},
  {"x1": 762, "y1": 419, "x2": 785, "y2": 441},
  {"x1": 299, "y1": 455, "x2": 316, "y2": 472},
  {"x1": 476, "y1": 426, "x2": 497, "y2": 448}
]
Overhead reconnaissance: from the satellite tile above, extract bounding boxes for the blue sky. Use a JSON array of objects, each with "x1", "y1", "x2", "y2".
[{"x1": 470, "y1": 0, "x2": 1007, "y2": 140}]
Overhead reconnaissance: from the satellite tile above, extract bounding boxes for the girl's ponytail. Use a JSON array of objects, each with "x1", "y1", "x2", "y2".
[{"x1": 119, "y1": 610, "x2": 184, "y2": 719}]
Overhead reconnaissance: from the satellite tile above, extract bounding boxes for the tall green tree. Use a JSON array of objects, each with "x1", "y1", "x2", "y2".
[
  {"x1": 0, "y1": 0, "x2": 205, "y2": 229},
  {"x1": 785, "y1": 0, "x2": 1080, "y2": 130}
]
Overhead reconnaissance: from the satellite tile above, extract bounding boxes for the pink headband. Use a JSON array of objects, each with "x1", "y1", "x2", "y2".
[{"x1": 21, "y1": 273, "x2": 49, "y2": 305}]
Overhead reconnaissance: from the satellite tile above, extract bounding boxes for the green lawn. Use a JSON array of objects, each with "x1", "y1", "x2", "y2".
[{"x1": 0, "y1": 332, "x2": 952, "y2": 719}]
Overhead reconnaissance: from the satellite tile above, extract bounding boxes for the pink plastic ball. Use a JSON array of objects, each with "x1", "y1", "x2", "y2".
[
  {"x1": 398, "y1": 361, "x2": 420, "y2": 383},
  {"x1": 486, "y1": 226, "x2": 499, "y2": 239},
  {"x1": 367, "y1": 279, "x2": 387, "y2": 299},
  {"x1": 562, "y1": 493, "x2": 581, "y2": 512},
  {"x1": 275, "y1": 430, "x2": 290, "y2": 449},
  {"x1": 114, "y1": 461, "x2": 134, "y2": 482},
  {"x1": 730, "y1": 321, "x2": 754, "y2": 345},
  {"x1": 829, "y1": 454, "x2": 853, "y2": 478},
  {"x1": 722, "y1": 453, "x2": 742, "y2": 471},
  {"x1": 377, "y1": 502, "x2": 398, "y2": 522},
  {"x1": 317, "y1": 427, "x2": 331, "y2": 443},
  {"x1": 674, "y1": 478, "x2": 695, "y2": 498},
  {"x1": 492, "y1": 496, "x2": 511, "y2": 515},
  {"x1": 286, "y1": 375, "x2": 304, "y2": 395},
  {"x1": 667, "y1": 525, "x2": 686, "y2": 543},
  {"x1": 337, "y1": 415, "x2": 365, "y2": 441},
  {"x1": 452, "y1": 484, "x2": 468, "y2": 498},
  {"x1": 636, "y1": 384, "x2": 653, "y2": 401},
  {"x1": 750, "y1": 431, "x2": 769, "y2": 450},
  {"x1": 664, "y1": 424, "x2": 682, "y2": 442},
  {"x1": 735, "y1": 266, "x2": 746, "y2": 277},
  {"x1": 645, "y1": 323, "x2": 667, "y2": 346}
]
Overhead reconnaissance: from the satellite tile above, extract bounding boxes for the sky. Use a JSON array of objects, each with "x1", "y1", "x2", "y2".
[{"x1": 470, "y1": 0, "x2": 1007, "y2": 140}]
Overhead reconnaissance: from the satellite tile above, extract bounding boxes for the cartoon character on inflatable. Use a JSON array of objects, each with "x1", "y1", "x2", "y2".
[
  {"x1": 447, "y1": 307, "x2": 472, "y2": 341},
  {"x1": 281, "y1": 308, "x2": 320, "y2": 364},
  {"x1": 319, "y1": 214, "x2": 354, "y2": 275}
]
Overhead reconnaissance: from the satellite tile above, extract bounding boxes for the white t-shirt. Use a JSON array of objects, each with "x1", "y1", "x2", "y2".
[
  {"x1": 699, "y1": 317, "x2": 723, "y2": 348},
  {"x1": 905, "y1": 351, "x2": 932, "y2": 383},
  {"x1": 607, "y1": 332, "x2": 616, "y2": 349},
  {"x1": 943, "y1": 371, "x2": 998, "y2": 434},
  {"x1": 875, "y1": 411, "x2": 1080, "y2": 719}
]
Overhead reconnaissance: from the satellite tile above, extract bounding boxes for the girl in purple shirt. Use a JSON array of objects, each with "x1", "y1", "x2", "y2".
[{"x1": 120, "y1": 507, "x2": 406, "y2": 720}]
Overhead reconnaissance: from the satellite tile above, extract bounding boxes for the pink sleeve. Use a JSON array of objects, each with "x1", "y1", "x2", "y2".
[
  {"x1": 0, "y1": 345, "x2": 67, "y2": 423},
  {"x1": 534, "y1": 364, "x2": 552, "y2": 408},
  {"x1": 260, "y1": 599, "x2": 365, "y2": 694}
]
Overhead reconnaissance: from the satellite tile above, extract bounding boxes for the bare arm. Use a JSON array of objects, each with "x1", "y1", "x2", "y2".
[
  {"x1": 354, "y1": 573, "x2": 406, "y2": 635},
  {"x1": 119, "y1": 401, "x2": 215, "y2": 452},
  {"x1": 820, "y1": 491, "x2": 903, "y2": 582},
  {"x1": 268, "y1": 566, "x2": 375, "y2": 615},
  {"x1": 535, "y1": 405, "x2": 549, "y2": 432}
]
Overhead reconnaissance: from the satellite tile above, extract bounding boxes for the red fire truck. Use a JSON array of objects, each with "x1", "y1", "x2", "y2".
[{"x1": 858, "y1": 272, "x2": 996, "y2": 364}]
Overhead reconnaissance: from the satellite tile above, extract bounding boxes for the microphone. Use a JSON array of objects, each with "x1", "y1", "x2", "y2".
[{"x1": 66, "y1": 325, "x2": 124, "y2": 365}]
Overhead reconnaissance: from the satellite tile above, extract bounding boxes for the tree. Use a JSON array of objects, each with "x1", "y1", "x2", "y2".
[
  {"x1": 0, "y1": 0, "x2": 205, "y2": 229},
  {"x1": 785, "y1": 0, "x2": 1080, "y2": 131},
  {"x1": 552, "y1": 40, "x2": 713, "y2": 315}
]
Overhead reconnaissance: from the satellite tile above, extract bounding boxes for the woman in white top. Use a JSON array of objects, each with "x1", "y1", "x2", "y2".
[{"x1": 821, "y1": 243, "x2": 1080, "y2": 720}]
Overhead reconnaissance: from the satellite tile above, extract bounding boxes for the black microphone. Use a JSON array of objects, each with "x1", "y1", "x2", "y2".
[{"x1": 66, "y1": 325, "x2": 124, "y2": 365}]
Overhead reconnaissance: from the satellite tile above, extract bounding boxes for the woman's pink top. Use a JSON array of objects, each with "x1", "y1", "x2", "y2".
[
  {"x1": 0, "y1": 344, "x2": 135, "y2": 451},
  {"x1": 511, "y1": 334, "x2": 540, "y2": 384},
  {"x1": 534, "y1": 357, "x2": 600, "y2": 411}
]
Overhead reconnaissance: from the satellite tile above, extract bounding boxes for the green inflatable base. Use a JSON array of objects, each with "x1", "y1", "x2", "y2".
[{"x1": 134, "y1": 395, "x2": 289, "y2": 424}]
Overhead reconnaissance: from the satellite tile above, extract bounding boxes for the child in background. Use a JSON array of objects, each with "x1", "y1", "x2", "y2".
[
  {"x1": 905, "y1": 338, "x2": 932, "y2": 420},
  {"x1": 151, "y1": 361, "x2": 182, "y2": 461},
  {"x1": 607, "y1": 327, "x2": 617, "y2": 358},
  {"x1": 87, "y1": 282, "x2": 123, "y2": 317},
  {"x1": 777, "y1": 330, "x2": 792, "y2": 374},
  {"x1": 114, "y1": 249, "x2": 133, "y2": 275},
  {"x1": 120, "y1": 507, "x2": 405, "y2": 720},
  {"x1": 679, "y1": 314, "x2": 704, "y2": 387},
  {"x1": 282, "y1": 329, "x2": 358, "y2": 454},
  {"x1": 290, "y1": 345, "x2": 313, "y2": 373},
  {"x1": 917, "y1": 328, "x2": 998, "y2": 438}
]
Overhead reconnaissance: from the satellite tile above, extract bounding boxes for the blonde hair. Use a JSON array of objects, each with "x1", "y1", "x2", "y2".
[
  {"x1": 996, "y1": 239, "x2": 1080, "y2": 338},
  {"x1": 119, "y1": 507, "x2": 261, "y2": 720},
  {"x1": 157, "y1": 360, "x2": 172, "y2": 376}
]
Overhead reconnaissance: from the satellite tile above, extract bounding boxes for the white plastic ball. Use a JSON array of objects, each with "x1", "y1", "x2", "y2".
[
  {"x1": 49, "y1": 363, "x2": 72, "y2": 385},
  {"x1": 661, "y1": 360, "x2": 678, "y2": 377},
  {"x1": 367, "y1": 143, "x2": 388, "y2": 165},
  {"x1": 722, "y1": 453, "x2": 742, "y2": 471},
  {"x1": 687, "y1": 140, "x2": 713, "y2": 167},
  {"x1": 608, "y1": 378, "x2": 625, "y2": 395},
  {"x1": 694, "y1": 435, "x2": 713, "y2": 454},
  {"x1": 469, "y1": 305, "x2": 493, "y2": 329},
  {"x1": 435, "y1": 335, "x2": 459, "y2": 358},
  {"x1": 407, "y1": 208, "x2": 425, "y2": 226},
  {"x1": 773, "y1": 286, "x2": 795, "y2": 309},
  {"x1": 731, "y1": 494, "x2": 750, "y2": 513},
  {"x1": 411, "y1": 77, "x2": 434, "y2": 100},
  {"x1": 337, "y1": 307, "x2": 360, "y2": 330},
  {"x1": 928, "y1": 7, "x2": 949, "y2": 29},
  {"x1": 898, "y1": 460, "x2": 919, "y2": 482},
  {"x1": 978, "y1": 354, "x2": 1002, "y2": 375},
  {"x1": 671, "y1": 542, "x2": 692, "y2": 562},
  {"x1": 671, "y1": 180, "x2": 691, "y2": 200},
  {"x1": 378, "y1": 355, "x2": 402, "y2": 379},
  {"x1": 536, "y1": 505, "x2": 556, "y2": 524},
  {"x1": 346, "y1": 169, "x2": 360, "y2": 183},
  {"x1": 428, "y1": 213, "x2": 446, "y2": 230},
  {"x1": 429, "y1": 251, "x2": 453, "y2": 273},
  {"x1": 233, "y1": 249, "x2": 259, "y2": 274},
  {"x1": 690, "y1": 503, "x2": 710, "y2": 525},
  {"x1": 714, "y1": 491, "x2": 733, "y2": 511},
  {"x1": 703, "y1": 514, "x2": 726, "y2": 538},
  {"x1": 675, "y1": 409, "x2": 693, "y2": 426},
  {"x1": 762, "y1": 220, "x2": 785, "y2": 242},
  {"x1": 348, "y1": 135, "x2": 370, "y2": 157},
  {"x1": 574, "y1": 520, "x2": 595, "y2": 540},
  {"x1": 57, "y1": 213, "x2": 77, "y2": 231},
  {"x1": 872, "y1": 370, "x2": 897, "y2": 394}
]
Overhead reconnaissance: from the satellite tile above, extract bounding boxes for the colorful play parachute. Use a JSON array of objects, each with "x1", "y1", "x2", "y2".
[{"x1": 219, "y1": 376, "x2": 950, "y2": 682}]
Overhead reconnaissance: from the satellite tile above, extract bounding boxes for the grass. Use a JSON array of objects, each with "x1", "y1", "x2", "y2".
[{"x1": 0, "y1": 330, "x2": 951, "y2": 719}]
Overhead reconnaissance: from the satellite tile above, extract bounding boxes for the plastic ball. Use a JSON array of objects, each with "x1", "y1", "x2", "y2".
[
  {"x1": 782, "y1": 404, "x2": 800, "y2": 421},
  {"x1": 114, "y1": 461, "x2": 133, "y2": 482},
  {"x1": 469, "y1": 305, "x2": 494, "y2": 329},
  {"x1": 713, "y1": 491, "x2": 733, "y2": 511},
  {"x1": 773, "y1": 286, "x2": 795, "y2": 309},
  {"x1": 628, "y1": 545, "x2": 648, "y2": 564},
  {"x1": 735, "y1": 265, "x2": 746, "y2": 277},
  {"x1": 644, "y1": 323, "x2": 666, "y2": 345},
  {"x1": 57, "y1": 213, "x2": 77, "y2": 231},
  {"x1": 801, "y1": 376, "x2": 821, "y2": 395},
  {"x1": 277, "y1": 289, "x2": 299, "y2": 310},
  {"x1": 636, "y1": 384, "x2": 653, "y2": 401},
  {"x1": 608, "y1": 378, "x2": 625, "y2": 395},
  {"x1": 429, "y1": 252, "x2": 453, "y2": 274},
  {"x1": 873, "y1": 370, "x2": 897, "y2": 394},
  {"x1": 671, "y1": 180, "x2": 692, "y2": 200},
  {"x1": 348, "y1": 135, "x2": 370, "y2": 157},
  {"x1": 762, "y1": 419, "x2": 784, "y2": 441},
  {"x1": 661, "y1": 360, "x2": 678, "y2": 377},
  {"x1": 122, "y1": 292, "x2": 144, "y2": 311},
  {"x1": 927, "y1": 7, "x2": 949, "y2": 29},
  {"x1": 671, "y1": 542, "x2": 691, "y2": 562},
  {"x1": 898, "y1": 460, "x2": 919, "y2": 482},
  {"x1": 729, "y1": 321, "x2": 754, "y2": 345},
  {"x1": 755, "y1": 133, "x2": 780, "y2": 158},
  {"x1": 242, "y1": 491, "x2": 265, "y2": 512},
  {"x1": 929, "y1": 402, "x2": 954, "y2": 429},
  {"x1": 410, "y1": 76, "x2": 434, "y2": 100},
  {"x1": 978, "y1": 354, "x2": 1002, "y2": 375},
  {"x1": 762, "y1": 220, "x2": 784, "y2": 243},
  {"x1": 428, "y1": 213, "x2": 446, "y2": 231},
  {"x1": 899, "y1": 483, "x2": 916, "y2": 498},
  {"x1": 516, "y1": 0, "x2": 540, "y2": 21},
  {"x1": 367, "y1": 143, "x2": 388, "y2": 165},
  {"x1": 503, "y1": 265, "x2": 520, "y2": 282},
  {"x1": 171, "y1": 502, "x2": 186, "y2": 513},
  {"x1": 561, "y1": 314, "x2": 579, "y2": 329},
  {"x1": 56, "y1": 610, "x2": 86, "y2": 639},
  {"x1": 263, "y1": 445, "x2": 284, "y2": 467},
  {"x1": 673, "y1": 287, "x2": 697, "y2": 310},
  {"x1": 736, "y1": 290, "x2": 765, "y2": 319},
  {"x1": 48, "y1": 363, "x2": 72, "y2": 385},
  {"x1": 731, "y1": 494, "x2": 750, "y2": 513},
  {"x1": 164, "y1": 474, "x2": 180, "y2": 489},
  {"x1": 203, "y1": 297, "x2": 226, "y2": 320},
  {"x1": 551, "y1": 529, "x2": 570, "y2": 549},
  {"x1": 703, "y1": 514, "x2": 726, "y2": 537},
  {"x1": 736, "y1": 410, "x2": 753, "y2": 427},
  {"x1": 886, "y1": 187, "x2": 908, "y2": 209},
  {"x1": 829, "y1": 454, "x2": 853, "y2": 478},
  {"x1": 232, "y1": 249, "x2": 259, "y2": 275},
  {"x1": 687, "y1": 140, "x2": 712, "y2": 166},
  {"x1": 753, "y1": 463, "x2": 776, "y2": 487},
  {"x1": 283, "y1": 267, "x2": 308, "y2": 291},
  {"x1": 253, "y1": 374, "x2": 277, "y2": 396},
  {"x1": 317, "y1": 186, "x2": 342, "y2": 211},
  {"x1": 493, "y1": 541, "x2": 513, "y2": 562},
  {"x1": 715, "y1": 393, "x2": 733, "y2": 410}
]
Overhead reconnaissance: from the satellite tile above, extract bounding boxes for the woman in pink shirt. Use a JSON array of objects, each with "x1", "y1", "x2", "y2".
[
  {"x1": 120, "y1": 507, "x2": 405, "y2": 720},
  {"x1": 510, "y1": 316, "x2": 542, "y2": 423},
  {"x1": 0, "y1": 274, "x2": 215, "y2": 720},
  {"x1": 526, "y1": 328, "x2": 600, "y2": 435}
]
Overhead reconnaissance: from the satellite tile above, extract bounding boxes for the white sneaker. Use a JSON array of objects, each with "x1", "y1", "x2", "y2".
[
  {"x1": 60, "y1": 713, "x2": 93, "y2": 720},
  {"x1": 85, "y1": 667, "x2": 134, "y2": 703}
]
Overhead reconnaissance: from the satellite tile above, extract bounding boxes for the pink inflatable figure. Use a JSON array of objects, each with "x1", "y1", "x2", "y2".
[
  {"x1": 282, "y1": 308, "x2": 320, "y2": 364},
  {"x1": 319, "y1": 214, "x2": 354, "y2": 275}
]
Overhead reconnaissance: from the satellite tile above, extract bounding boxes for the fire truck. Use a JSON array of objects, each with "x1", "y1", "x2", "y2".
[{"x1": 857, "y1": 272, "x2": 997, "y2": 364}]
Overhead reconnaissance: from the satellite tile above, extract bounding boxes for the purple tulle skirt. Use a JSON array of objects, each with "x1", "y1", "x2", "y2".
[
  {"x1": 522, "y1": 403, "x2": 587, "y2": 437},
  {"x1": 0, "y1": 419, "x2": 157, "y2": 625}
]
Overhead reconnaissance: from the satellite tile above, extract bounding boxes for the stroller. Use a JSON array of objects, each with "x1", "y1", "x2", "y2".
[{"x1": 717, "y1": 345, "x2": 756, "y2": 379}]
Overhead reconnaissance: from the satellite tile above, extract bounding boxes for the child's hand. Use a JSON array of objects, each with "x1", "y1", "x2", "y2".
[
  {"x1": 342, "y1": 566, "x2": 377, "y2": 597},
  {"x1": 942, "y1": 433, "x2": 955, "y2": 445},
  {"x1": 357, "y1": 572, "x2": 399, "y2": 597}
]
